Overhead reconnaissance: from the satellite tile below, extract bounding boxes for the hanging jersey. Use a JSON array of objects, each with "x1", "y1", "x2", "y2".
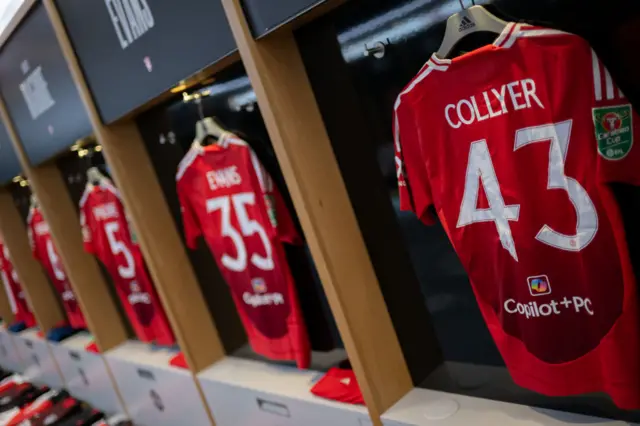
[
  {"x1": 176, "y1": 134, "x2": 310, "y2": 368},
  {"x1": 27, "y1": 208, "x2": 86, "y2": 329},
  {"x1": 395, "y1": 23, "x2": 640, "y2": 408},
  {"x1": 79, "y1": 179, "x2": 175, "y2": 345},
  {"x1": 0, "y1": 240, "x2": 35, "y2": 328}
]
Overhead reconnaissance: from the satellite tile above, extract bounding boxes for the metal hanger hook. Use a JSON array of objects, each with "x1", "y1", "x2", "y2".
[
  {"x1": 195, "y1": 95, "x2": 205, "y2": 120},
  {"x1": 458, "y1": 0, "x2": 466, "y2": 10}
]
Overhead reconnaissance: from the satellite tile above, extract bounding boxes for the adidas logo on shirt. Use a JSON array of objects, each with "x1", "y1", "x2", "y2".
[
  {"x1": 458, "y1": 16, "x2": 475, "y2": 32},
  {"x1": 340, "y1": 378, "x2": 351, "y2": 386}
]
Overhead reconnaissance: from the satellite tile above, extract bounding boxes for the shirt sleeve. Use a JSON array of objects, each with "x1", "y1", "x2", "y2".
[
  {"x1": 248, "y1": 148, "x2": 301, "y2": 245},
  {"x1": 393, "y1": 96, "x2": 435, "y2": 224},
  {"x1": 124, "y1": 212, "x2": 140, "y2": 247},
  {"x1": 79, "y1": 210, "x2": 95, "y2": 254},
  {"x1": 272, "y1": 187, "x2": 302, "y2": 245},
  {"x1": 590, "y1": 50, "x2": 640, "y2": 185},
  {"x1": 177, "y1": 184, "x2": 201, "y2": 250}
]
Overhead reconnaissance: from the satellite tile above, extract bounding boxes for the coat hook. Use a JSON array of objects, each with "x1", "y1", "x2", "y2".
[{"x1": 364, "y1": 39, "x2": 390, "y2": 59}]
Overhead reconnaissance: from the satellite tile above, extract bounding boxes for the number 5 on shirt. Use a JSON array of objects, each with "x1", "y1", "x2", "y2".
[
  {"x1": 45, "y1": 240, "x2": 66, "y2": 281},
  {"x1": 104, "y1": 222, "x2": 136, "y2": 280}
]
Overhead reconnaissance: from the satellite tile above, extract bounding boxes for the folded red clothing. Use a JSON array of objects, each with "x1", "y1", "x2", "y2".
[
  {"x1": 310, "y1": 368, "x2": 365, "y2": 405},
  {"x1": 169, "y1": 352, "x2": 188, "y2": 369},
  {"x1": 85, "y1": 341, "x2": 100, "y2": 353}
]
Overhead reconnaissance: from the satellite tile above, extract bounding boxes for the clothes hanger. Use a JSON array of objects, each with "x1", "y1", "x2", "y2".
[
  {"x1": 435, "y1": 1, "x2": 507, "y2": 59},
  {"x1": 86, "y1": 167, "x2": 106, "y2": 185},
  {"x1": 196, "y1": 117, "x2": 227, "y2": 145},
  {"x1": 193, "y1": 95, "x2": 227, "y2": 145}
]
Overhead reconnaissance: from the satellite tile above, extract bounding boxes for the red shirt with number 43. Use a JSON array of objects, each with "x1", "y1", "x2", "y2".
[{"x1": 395, "y1": 23, "x2": 640, "y2": 408}]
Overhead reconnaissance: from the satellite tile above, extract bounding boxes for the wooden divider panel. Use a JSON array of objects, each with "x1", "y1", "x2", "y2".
[
  {"x1": 220, "y1": 0, "x2": 413, "y2": 423},
  {"x1": 43, "y1": 0, "x2": 224, "y2": 374},
  {"x1": 0, "y1": 264, "x2": 15, "y2": 324},
  {"x1": 0, "y1": 95, "x2": 129, "y2": 350}
]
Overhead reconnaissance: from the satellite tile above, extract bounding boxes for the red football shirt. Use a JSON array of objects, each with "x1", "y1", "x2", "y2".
[
  {"x1": 27, "y1": 208, "x2": 86, "y2": 329},
  {"x1": 395, "y1": 23, "x2": 640, "y2": 408},
  {"x1": 0, "y1": 240, "x2": 35, "y2": 328},
  {"x1": 79, "y1": 179, "x2": 175, "y2": 345},
  {"x1": 176, "y1": 134, "x2": 310, "y2": 368}
]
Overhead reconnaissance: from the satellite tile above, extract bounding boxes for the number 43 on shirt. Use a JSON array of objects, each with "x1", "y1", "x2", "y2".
[{"x1": 458, "y1": 120, "x2": 597, "y2": 261}]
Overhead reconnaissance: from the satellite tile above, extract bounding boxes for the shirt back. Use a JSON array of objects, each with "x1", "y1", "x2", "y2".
[
  {"x1": 395, "y1": 23, "x2": 640, "y2": 407},
  {"x1": 177, "y1": 134, "x2": 310, "y2": 368},
  {"x1": 80, "y1": 180, "x2": 175, "y2": 345},
  {"x1": 27, "y1": 208, "x2": 86, "y2": 329}
]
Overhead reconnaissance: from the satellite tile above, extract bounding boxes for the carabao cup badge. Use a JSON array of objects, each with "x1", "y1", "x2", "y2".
[{"x1": 593, "y1": 104, "x2": 633, "y2": 160}]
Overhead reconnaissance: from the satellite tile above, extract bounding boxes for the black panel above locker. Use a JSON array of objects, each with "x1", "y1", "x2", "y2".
[
  {"x1": 0, "y1": 120, "x2": 21, "y2": 185},
  {"x1": 242, "y1": 0, "x2": 328, "y2": 37},
  {"x1": 0, "y1": 3, "x2": 92, "y2": 166},
  {"x1": 56, "y1": 0, "x2": 237, "y2": 124}
]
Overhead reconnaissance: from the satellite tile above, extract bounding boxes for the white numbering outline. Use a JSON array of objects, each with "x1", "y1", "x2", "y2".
[
  {"x1": 457, "y1": 120, "x2": 598, "y2": 261},
  {"x1": 104, "y1": 222, "x2": 136, "y2": 279},
  {"x1": 207, "y1": 192, "x2": 274, "y2": 273},
  {"x1": 45, "y1": 239, "x2": 66, "y2": 281}
]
